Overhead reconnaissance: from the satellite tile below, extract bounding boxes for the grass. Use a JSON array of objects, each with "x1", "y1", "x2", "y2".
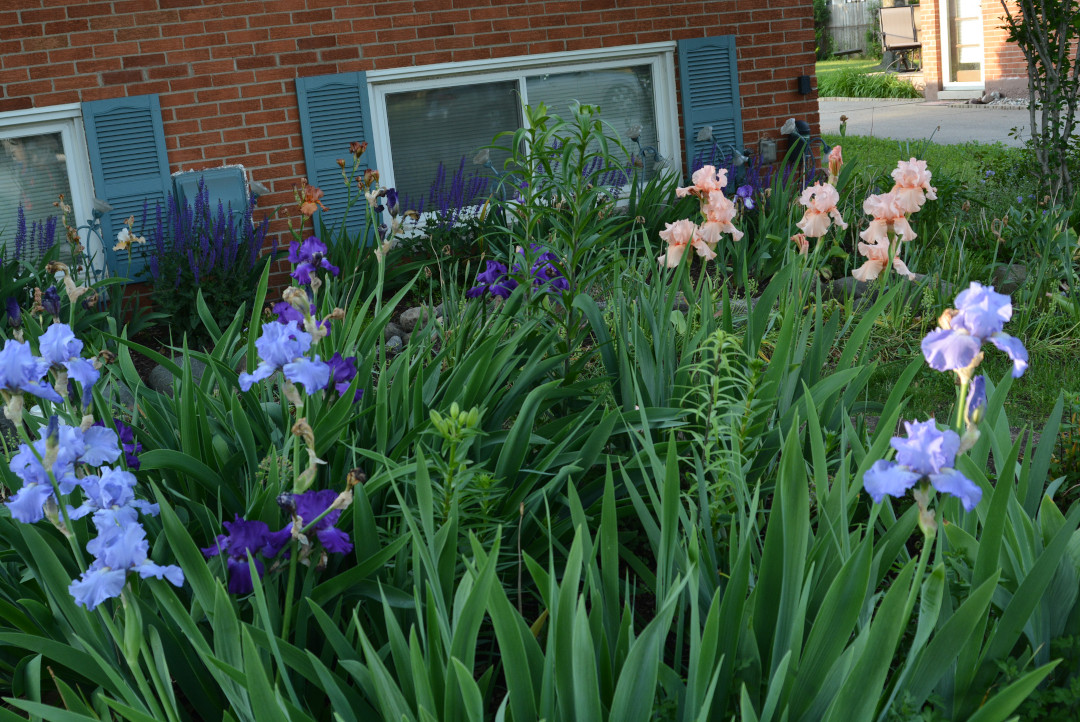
[
  {"x1": 819, "y1": 133, "x2": 1078, "y2": 430},
  {"x1": 816, "y1": 57, "x2": 923, "y2": 99},
  {"x1": 817, "y1": 57, "x2": 880, "y2": 82},
  {"x1": 865, "y1": 343, "x2": 1080, "y2": 430},
  {"x1": 822, "y1": 134, "x2": 1038, "y2": 222}
]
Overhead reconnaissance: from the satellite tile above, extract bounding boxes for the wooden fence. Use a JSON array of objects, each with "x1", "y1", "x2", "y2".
[{"x1": 828, "y1": 1, "x2": 876, "y2": 54}]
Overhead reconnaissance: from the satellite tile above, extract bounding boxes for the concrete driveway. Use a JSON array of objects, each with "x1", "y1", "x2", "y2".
[{"x1": 818, "y1": 98, "x2": 1030, "y2": 147}]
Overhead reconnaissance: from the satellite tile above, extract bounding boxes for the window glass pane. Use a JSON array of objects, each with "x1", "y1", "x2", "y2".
[
  {"x1": 526, "y1": 65, "x2": 659, "y2": 182},
  {"x1": 386, "y1": 81, "x2": 521, "y2": 212},
  {"x1": 0, "y1": 131, "x2": 68, "y2": 259}
]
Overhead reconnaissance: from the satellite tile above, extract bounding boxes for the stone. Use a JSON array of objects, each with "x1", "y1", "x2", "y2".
[
  {"x1": 99, "y1": 380, "x2": 136, "y2": 408},
  {"x1": 384, "y1": 321, "x2": 406, "y2": 342},
  {"x1": 991, "y1": 263, "x2": 1027, "y2": 296},
  {"x1": 148, "y1": 355, "x2": 208, "y2": 396},
  {"x1": 825, "y1": 274, "x2": 955, "y2": 310},
  {"x1": 399, "y1": 305, "x2": 431, "y2": 332},
  {"x1": 386, "y1": 335, "x2": 403, "y2": 354}
]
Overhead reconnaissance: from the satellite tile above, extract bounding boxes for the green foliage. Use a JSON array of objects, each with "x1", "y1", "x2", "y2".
[
  {"x1": 1, "y1": 102, "x2": 1078, "y2": 721},
  {"x1": 814, "y1": 0, "x2": 832, "y2": 60},
  {"x1": 817, "y1": 67, "x2": 923, "y2": 99},
  {"x1": 1000, "y1": 0, "x2": 1080, "y2": 197},
  {"x1": 145, "y1": 184, "x2": 274, "y2": 347}
]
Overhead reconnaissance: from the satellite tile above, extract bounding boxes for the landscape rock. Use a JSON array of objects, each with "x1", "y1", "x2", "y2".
[
  {"x1": 148, "y1": 355, "x2": 208, "y2": 396},
  {"x1": 825, "y1": 274, "x2": 955, "y2": 308},
  {"x1": 386, "y1": 335, "x2": 403, "y2": 354},
  {"x1": 991, "y1": 263, "x2": 1027, "y2": 296},
  {"x1": 399, "y1": 306, "x2": 432, "y2": 332},
  {"x1": 384, "y1": 322, "x2": 406, "y2": 342},
  {"x1": 99, "y1": 380, "x2": 136, "y2": 408}
]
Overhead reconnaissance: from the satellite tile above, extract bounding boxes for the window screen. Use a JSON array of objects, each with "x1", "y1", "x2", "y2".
[
  {"x1": 0, "y1": 131, "x2": 68, "y2": 258},
  {"x1": 385, "y1": 80, "x2": 521, "y2": 212},
  {"x1": 526, "y1": 65, "x2": 659, "y2": 182}
]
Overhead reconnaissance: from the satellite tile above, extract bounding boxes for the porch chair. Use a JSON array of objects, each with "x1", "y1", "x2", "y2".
[{"x1": 879, "y1": 6, "x2": 921, "y2": 71}]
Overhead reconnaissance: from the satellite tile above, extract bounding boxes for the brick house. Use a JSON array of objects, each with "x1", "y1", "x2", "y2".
[
  {"x1": 0, "y1": 0, "x2": 819, "y2": 279},
  {"x1": 917, "y1": 0, "x2": 1028, "y2": 101}
]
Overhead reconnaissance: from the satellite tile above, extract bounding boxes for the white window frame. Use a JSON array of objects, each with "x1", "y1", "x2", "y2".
[
  {"x1": 0, "y1": 103, "x2": 103, "y2": 277},
  {"x1": 366, "y1": 42, "x2": 681, "y2": 208}
]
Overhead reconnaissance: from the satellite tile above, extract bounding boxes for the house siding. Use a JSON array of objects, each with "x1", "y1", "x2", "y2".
[
  {"x1": 1, "y1": 0, "x2": 818, "y2": 235},
  {"x1": 920, "y1": 0, "x2": 1029, "y2": 100}
]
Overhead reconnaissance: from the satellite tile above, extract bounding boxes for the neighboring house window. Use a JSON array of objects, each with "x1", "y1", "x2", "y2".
[
  {"x1": 0, "y1": 104, "x2": 95, "y2": 264},
  {"x1": 367, "y1": 43, "x2": 681, "y2": 211}
]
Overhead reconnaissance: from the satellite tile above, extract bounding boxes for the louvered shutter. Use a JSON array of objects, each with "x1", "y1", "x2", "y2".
[
  {"x1": 296, "y1": 72, "x2": 376, "y2": 244},
  {"x1": 677, "y1": 36, "x2": 744, "y2": 177},
  {"x1": 82, "y1": 94, "x2": 171, "y2": 282}
]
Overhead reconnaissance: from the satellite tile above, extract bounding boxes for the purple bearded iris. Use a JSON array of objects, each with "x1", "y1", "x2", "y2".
[
  {"x1": 735, "y1": 184, "x2": 755, "y2": 210},
  {"x1": 288, "y1": 236, "x2": 339, "y2": 286},
  {"x1": 0, "y1": 339, "x2": 64, "y2": 403},
  {"x1": 326, "y1": 352, "x2": 362, "y2": 401},
  {"x1": 863, "y1": 419, "x2": 982, "y2": 511},
  {"x1": 531, "y1": 252, "x2": 570, "y2": 293},
  {"x1": 6, "y1": 298, "x2": 20, "y2": 329},
  {"x1": 42, "y1": 286, "x2": 61, "y2": 318},
  {"x1": 201, "y1": 515, "x2": 290, "y2": 595},
  {"x1": 274, "y1": 489, "x2": 353, "y2": 555},
  {"x1": 921, "y1": 282, "x2": 1028, "y2": 377},
  {"x1": 6, "y1": 418, "x2": 121, "y2": 523},
  {"x1": 238, "y1": 322, "x2": 329, "y2": 393},
  {"x1": 466, "y1": 261, "x2": 518, "y2": 299},
  {"x1": 92, "y1": 419, "x2": 142, "y2": 470},
  {"x1": 37, "y1": 323, "x2": 100, "y2": 407},
  {"x1": 70, "y1": 518, "x2": 184, "y2": 610}
]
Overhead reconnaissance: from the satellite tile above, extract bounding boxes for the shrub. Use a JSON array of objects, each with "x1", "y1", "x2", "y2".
[{"x1": 814, "y1": 0, "x2": 832, "y2": 60}]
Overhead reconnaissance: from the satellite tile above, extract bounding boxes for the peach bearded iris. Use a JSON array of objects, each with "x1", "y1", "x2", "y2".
[
  {"x1": 791, "y1": 232, "x2": 809, "y2": 256},
  {"x1": 827, "y1": 145, "x2": 843, "y2": 185},
  {"x1": 676, "y1": 165, "x2": 728, "y2": 199},
  {"x1": 852, "y1": 240, "x2": 916, "y2": 282},
  {"x1": 891, "y1": 158, "x2": 937, "y2": 214},
  {"x1": 701, "y1": 190, "x2": 744, "y2": 243},
  {"x1": 299, "y1": 185, "x2": 328, "y2": 217},
  {"x1": 860, "y1": 191, "x2": 916, "y2": 244},
  {"x1": 795, "y1": 182, "x2": 847, "y2": 238},
  {"x1": 657, "y1": 219, "x2": 699, "y2": 268}
]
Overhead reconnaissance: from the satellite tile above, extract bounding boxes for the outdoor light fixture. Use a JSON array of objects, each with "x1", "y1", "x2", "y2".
[
  {"x1": 249, "y1": 177, "x2": 271, "y2": 200},
  {"x1": 728, "y1": 145, "x2": 749, "y2": 167},
  {"x1": 780, "y1": 117, "x2": 831, "y2": 177}
]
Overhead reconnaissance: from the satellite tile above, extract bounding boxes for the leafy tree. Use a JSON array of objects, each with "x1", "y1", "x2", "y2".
[
  {"x1": 814, "y1": 0, "x2": 833, "y2": 60},
  {"x1": 1000, "y1": 0, "x2": 1080, "y2": 197}
]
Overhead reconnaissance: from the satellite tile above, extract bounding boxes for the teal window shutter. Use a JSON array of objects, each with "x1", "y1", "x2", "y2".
[
  {"x1": 296, "y1": 71, "x2": 376, "y2": 243},
  {"x1": 677, "y1": 36, "x2": 744, "y2": 178},
  {"x1": 82, "y1": 94, "x2": 171, "y2": 282}
]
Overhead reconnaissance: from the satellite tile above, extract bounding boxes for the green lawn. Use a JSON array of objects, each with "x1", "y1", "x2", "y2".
[
  {"x1": 816, "y1": 57, "x2": 923, "y2": 98},
  {"x1": 816, "y1": 57, "x2": 880, "y2": 83}
]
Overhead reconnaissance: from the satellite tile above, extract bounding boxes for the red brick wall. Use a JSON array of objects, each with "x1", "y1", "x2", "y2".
[
  {"x1": 920, "y1": 0, "x2": 943, "y2": 95},
  {"x1": 0, "y1": 0, "x2": 818, "y2": 233},
  {"x1": 982, "y1": 0, "x2": 1028, "y2": 94}
]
